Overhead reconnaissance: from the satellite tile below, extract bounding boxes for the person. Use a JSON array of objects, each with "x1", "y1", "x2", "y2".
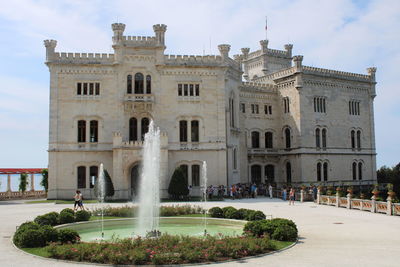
[
  {"x1": 269, "y1": 184, "x2": 273, "y2": 199},
  {"x1": 289, "y1": 188, "x2": 295, "y2": 205},
  {"x1": 78, "y1": 190, "x2": 85, "y2": 210},
  {"x1": 282, "y1": 187, "x2": 287, "y2": 201},
  {"x1": 251, "y1": 183, "x2": 256, "y2": 198},
  {"x1": 188, "y1": 185, "x2": 192, "y2": 200},
  {"x1": 73, "y1": 190, "x2": 80, "y2": 211},
  {"x1": 313, "y1": 185, "x2": 318, "y2": 202}
]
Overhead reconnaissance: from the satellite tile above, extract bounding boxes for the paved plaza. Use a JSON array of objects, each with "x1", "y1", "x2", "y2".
[{"x1": 1, "y1": 198, "x2": 399, "y2": 267}]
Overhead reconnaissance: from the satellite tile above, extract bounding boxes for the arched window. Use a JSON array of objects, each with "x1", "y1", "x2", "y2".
[
  {"x1": 180, "y1": 164, "x2": 188, "y2": 184},
  {"x1": 323, "y1": 162, "x2": 328, "y2": 181},
  {"x1": 251, "y1": 131, "x2": 260, "y2": 148},
  {"x1": 127, "y1": 75, "x2": 132, "y2": 94},
  {"x1": 357, "y1": 130, "x2": 361, "y2": 149},
  {"x1": 89, "y1": 166, "x2": 98, "y2": 188},
  {"x1": 315, "y1": 128, "x2": 321, "y2": 148},
  {"x1": 358, "y1": 162, "x2": 363, "y2": 180},
  {"x1": 265, "y1": 132, "x2": 273, "y2": 149},
  {"x1": 352, "y1": 162, "x2": 357, "y2": 180},
  {"x1": 265, "y1": 165, "x2": 275, "y2": 182},
  {"x1": 285, "y1": 128, "x2": 291, "y2": 149},
  {"x1": 134, "y1": 73, "x2": 144, "y2": 94},
  {"x1": 322, "y1": 129, "x2": 327, "y2": 148},
  {"x1": 286, "y1": 162, "x2": 292, "y2": 184},
  {"x1": 179, "y1": 120, "x2": 188, "y2": 142},
  {"x1": 191, "y1": 120, "x2": 199, "y2": 142},
  {"x1": 251, "y1": 165, "x2": 262, "y2": 184},
  {"x1": 146, "y1": 75, "x2": 151, "y2": 94},
  {"x1": 317, "y1": 162, "x2": 321, "y2": 181},
  {"x1": 89, "y1": 120, "x2": 98, "y2": 143},
  {"x1": 77, "y1": 166, "x2": 86, "y2": 188},
  {"x1": 233, "y1": 148, "x2": 237, "y2": 170},
  {"x1": 77, "y1": 120, "x2": 86, "y2": 143},
  {"x1": 192, "y1": 164, "x2": 200, "y2": 186},
  {"x1": 129, "y1": 117, "x2": 137, "y2": 141},
  {"x1": 351, "y1": 130, "x2": 355, "y2": 149},
  {"x1": 141, "y1": 117, "x2": 149, "y2": 140}
]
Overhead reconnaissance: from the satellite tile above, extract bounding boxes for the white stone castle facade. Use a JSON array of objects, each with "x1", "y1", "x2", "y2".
[{"x1": 45, "y1": 23, "x2": 377, "y2": 200}]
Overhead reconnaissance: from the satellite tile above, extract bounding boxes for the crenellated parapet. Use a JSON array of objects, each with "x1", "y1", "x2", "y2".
[
  {"x1": 303, "y1": 66, "x2": 372, "y2": 82},
  {"x1": 51, "y1": 52, "x2": 115, "y2": 65},
  {"x1": 240, "y1": 81, "x2": 277, "y2": 93},
  {"x1": 164, "y1": 54, "x2": 223, "y2": 66}
]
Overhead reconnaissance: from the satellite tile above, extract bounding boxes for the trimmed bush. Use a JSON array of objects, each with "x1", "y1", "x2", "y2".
[
  {"x1": 34, "y1": 212, "x2": 59, "y2": 226},
  {"x1": 75, "y1": 210, "x2": 91, "y2": 222},
  {"x1": 234, "y1": 208, "x2": 251, "y2": 220},
  {"x1": 243, "y1": 220, "x2": 269, "y2": 237},
  {"x1": 59, "y1": 211, "x2": 75, "y2": 224},
  {"x1": 246, "y1": 210, "x2": 266, "y2": 221},
  {"x1": 39, "y1": 225, "x2": 59, "y2": 243},
  {"x1": 13, "y1": 222, "x2": 40, "y2": 247},
  {"x1": 15, "y1": 228, "x2": 46, "y2": 247},
  {"x1": 222, "y1": 206, "x2": 237, "y2": 218},
  {"x1": 271, "y1": 224, "x2": 297, "y2": 241},
  {"x1": 208, "y1": 207, "x2": 223, "y2": 218},
  {"x1": 58, "y1": 228, "x2": 80, "y2": 244},
  {"x1": 168, "y1": 167, "x2": 189, "y2": 199},
  {"x1": 60, "y1": 208, "x2": 75, "y2": 215}
]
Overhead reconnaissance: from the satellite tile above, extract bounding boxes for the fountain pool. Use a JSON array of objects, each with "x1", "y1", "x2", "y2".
[{"x1": 58, "y1": 217, "x2": 246, "y2": 242}]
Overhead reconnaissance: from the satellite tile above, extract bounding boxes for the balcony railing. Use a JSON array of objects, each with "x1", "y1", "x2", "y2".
[{"x1": 124, "y1": 94, "x2": 154, "y2": 102}]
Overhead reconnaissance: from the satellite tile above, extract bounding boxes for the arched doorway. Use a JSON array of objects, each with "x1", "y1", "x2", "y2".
[
  {"x1": 286, "y1": 162, "x2": 292, "y2": 184},
  {"x1": 251, "y1": 165, "x2": 262, "y2": 184},
  {"x1": 130, "y1": 164, "x2": 140, "y2": 199}
]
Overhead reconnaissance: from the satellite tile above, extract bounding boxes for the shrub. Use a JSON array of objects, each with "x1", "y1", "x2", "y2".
[
  {"x1": 75, "y1": 210, "x2": 91, "y2": 222},
  {"x1": 168, "y1": 167, "x2": 189, "y2": 199},
  {"x1": 234, "y1": 208, "x2": 251, "y2": 220},
  {"x1": 39, "y1": 225, "x2": 59, "y2": 243},
  {"x1": 59, "y1": 211, "x2": 75, "y2": 224},
  {"x1": 14, "y1": 228, "x2": 46, "y2": 248},
  {"x1": 60, "y1": 208, "x2": 75, "y2": 215},
  {"x1": 58, "y1": 229, "x2": 80, "y2": 244},
  {"x1": 34, "y1": 212, "x2": 59, "y2": 226},
  {"x1": 243, "y1": 220, "x2": 269, "y2": 237},
  {"x1": 271, "y1": 224, "x2": 297, "y2": 241},
  {"x1": 13, "y1": 222, "x2": 40, "y2": 247},
  {"x1": 246, "y1": 210, "x2": 266, "y2": 221},
  {"x1": 208, "y1": 207, "x2": 223, "y2": 218},
  {"x1": 222, "y1": 206, "x2": 237, "y2": 218}
]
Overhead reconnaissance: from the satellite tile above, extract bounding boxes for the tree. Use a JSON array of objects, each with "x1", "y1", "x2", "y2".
[
  {"x1": 41, "y1": 169, "x2": 48, "y2": 192},
  {"x1": 19, "y1": 173, "x2": 28, "y2": 192},
  {"x1": 377, "y1": 163, "x2": 400, "y2": 195},
  {"x1": 94, "y1": 169, "x2": 115, "y2": 200},
  {"x1": 168, "y1": 167, "x2": 189, "y2": 199}
]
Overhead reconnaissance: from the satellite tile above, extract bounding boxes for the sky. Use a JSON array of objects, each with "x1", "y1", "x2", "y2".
[{"x1": 0, "y1": 0, "x2": 399, "y2": 169}]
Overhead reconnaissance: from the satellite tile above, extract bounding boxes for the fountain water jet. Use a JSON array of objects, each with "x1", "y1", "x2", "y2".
[
  {"x1": 136, "y1": 121, "x2": 161, "y2": 236},
  {"x1": 201, "y1": 161, "x2": 208, "y2": 235},
  {"x1": 97, "y1": 163, "x2": 105, "y2": 238}
]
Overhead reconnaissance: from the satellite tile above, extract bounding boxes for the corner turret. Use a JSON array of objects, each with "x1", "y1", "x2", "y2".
[
  {"x1": 112, "y1": 23, "x2": 126, "y2": 45},
  {"x1": 285, "y1": 44, "x2": 293, "y2": 57},
  {"x1": 153, "y1": 24, "x2": 167, "y2": 46},
  {"x1": 218, "y1": 44, "x2": 231, "y2": 60},
  {"x1": 44, "y1": 39, "x2": 57, "y2": 63}
]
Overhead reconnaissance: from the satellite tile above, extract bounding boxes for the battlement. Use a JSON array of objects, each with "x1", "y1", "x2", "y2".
[
  {"x1": 303, "y1": 66, "x2": 372, "y2": 82},
  {"x1": 164, "y1": 54, "x2": 223, "y2": 66},
  {"x1": 121, "y1": 35, "x2": 158, "y2": 46},
  {"x1": 52, "y1": 52, "x2": 115, "y2": 64},
  {"x1": 240, "y1": 81, "x2": 277, "y2": 92},
  {"x1": 245, "y1": 47, "x2": 291, "y2": 61}
]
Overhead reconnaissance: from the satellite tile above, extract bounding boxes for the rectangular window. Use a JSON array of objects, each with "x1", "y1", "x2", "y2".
[
  {"x1": 195, "y1": 84, "x2": 200, "y2": 96},
  {"x1": 89, "y1": 166, "x2": 98, "y2": 188},
  {"x1": 269, "y1": 106, "x2": 272, "y2": 115},
  {"x1": 241, "y1": 103, "x2": 245, "y2": 113},
  {"x1": 179, "y1": 120, "x2": 187, "y2": 142},
  {"x1": 264, "y1": 105, "x2": 268, "y2": 114},
  {"x1": 77, "y1": 83, "x2": 82, "y2": 95},
  {"x1": 184, "y1": 84, "x2": 188, "y2": 96},
  {"x1": 314, "y1": 97, "x2": 326, "y2": 113},
  {"x1": 77, "y1": 166, "x2": 86, "y2": 188},
  {"x1": 95, "y1": 83, "x2": 100, "y2": 95},
  {"x1": 189, "y1": 84, "x2": 194, "y2": 96},
  {"x1": 192, "y1": 165, "x2": 200, "y2": 186},
  {"x1": 90, "y1": 120, "x2": 98, "y2": 143},
  {"x1": 255, "y1": 104, "x2": 259, "y2": 114},
  {"x1": 178, "y1": 84, "x2": 182, "y2": 96},
  {"x1": 77, "y1": 120, "x2": 86, "y2": 143},
  {"x1": 191, "y1": 120, "x2": 199, "y2": 142},
  {"x1": 83, "y1": 83, "x2": 88, "y2": 95},
  {"x1": 89, "y1": 83, "x2": 94, "y2": 95}
]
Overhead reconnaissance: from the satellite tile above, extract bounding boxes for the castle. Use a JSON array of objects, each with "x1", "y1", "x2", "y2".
[{"x1": 44, "y1": 23, "x2": 377, "y2": 199}]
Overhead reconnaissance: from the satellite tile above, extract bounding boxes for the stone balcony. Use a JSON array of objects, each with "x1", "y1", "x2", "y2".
[{"x1": 124, "y1": 94, "x2": 154, "y2": 102}]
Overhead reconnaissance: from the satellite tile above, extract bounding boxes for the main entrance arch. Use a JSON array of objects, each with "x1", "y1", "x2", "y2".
[{"x1": 130, "y1": 164, "x2": 141, "y2": 199}]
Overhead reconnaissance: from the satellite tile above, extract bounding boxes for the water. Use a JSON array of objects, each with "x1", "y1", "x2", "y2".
[
  {"x1": 136, "y1": 121, "x2": 161, "y2": 236},
  {"x1": 201, "y1": 161, "x2": 208, "y2": 234},
  {"x1": 97, "y1": 163, "x2": 105, "y2": 238}
]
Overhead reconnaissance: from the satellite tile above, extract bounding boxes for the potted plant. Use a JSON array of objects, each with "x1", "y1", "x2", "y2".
[
  {"x1": 387, "y1": 183, "x2": 396, "y2": 198},
  {"x1": 300, "y1": 184, "x2": 306, "y2": 191},
  {"x1": 360, "y1": 193, "x2": 366, "y2": 199},
  {"x1": 371, "y1": 184, "x2": 380, "y2": 197},
  {"x1": 347, "y1": 186, "x2": 353, "y2": 195},
  {"x1": 326, "y1": 186, "x2": 334, "y2": 196}
]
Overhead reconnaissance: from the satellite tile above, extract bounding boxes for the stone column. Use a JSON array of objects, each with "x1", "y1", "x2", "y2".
[
  {"x1": 30, "y1": 174, "x2": 35, "y2": 191},
  {"x1": 300, "y1": 189, "x2": 304, "y2": 202},
  {"x1": 317, "y1": 189, "x2": 321, "y2": 204},
  {"x1": 346, "y1": 193, "x2": 352, "y2": 209},
  {"x1": 371, "y1": 196, "x2": 376, "y2": 213},
  {"x1": 387, "y1": 197, "x2": 392, "y2": 216},
  {"x1": 335, "y1": 192, "x2": 340, "y2": 208},
  {"x1": 7, "y1": 174, "x2": 11, "y2": 192}
]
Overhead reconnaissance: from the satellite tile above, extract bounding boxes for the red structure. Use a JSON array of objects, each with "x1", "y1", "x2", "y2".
[{"x1": 0, "y1": 168, "x2": 46, "y2": 174}]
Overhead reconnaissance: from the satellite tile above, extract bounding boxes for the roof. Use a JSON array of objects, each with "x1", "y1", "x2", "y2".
[{"x1": 0, "y1": 168, "x2": 46, "y2": 174}]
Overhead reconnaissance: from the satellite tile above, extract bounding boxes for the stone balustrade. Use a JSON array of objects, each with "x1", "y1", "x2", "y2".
[{"x1": 0, "y1": 190, "x2": 47, "y2": 200}]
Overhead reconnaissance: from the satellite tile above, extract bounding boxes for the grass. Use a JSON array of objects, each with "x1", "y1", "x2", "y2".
[
  {"x1": 21, "y1": 247, "x2": 50, "y2": 258},
  {"x1": 270, "y1": 240, "x2": 295, "y2": 250},
  {"x1": 90, "y1": 216, "x2": 128, "y2": 221},
  {"x1": 25, "y1": 200, "x2": 99, "y2": 204}
]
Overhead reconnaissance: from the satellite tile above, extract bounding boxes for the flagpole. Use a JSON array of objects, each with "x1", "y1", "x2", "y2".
[{"x1": 265, "y1": 16, "x2": 268, "y2": 41}]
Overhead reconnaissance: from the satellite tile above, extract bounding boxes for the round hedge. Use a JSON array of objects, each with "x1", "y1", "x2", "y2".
[
  {"x1": 271, "y1": 224, "x2": 297, "y2": 241},
  {"x1": 34, "y1": 212, "x2": 59, "y2": 226},
  {"x1": 75, "y1": 210, "x2": 91, "y2": 222},
  {"x1": 244, "y1": 218, "x2": 298, "y2": 241},
  {"x1": 58, "y1": 228, "x2": 80, "y2": 244},
  {"x1": 208, "y1": 207, "x2": 223, "y2": 218},
  {"x1": 59, "y1": 210, "x2": 75, "y2": 224}
]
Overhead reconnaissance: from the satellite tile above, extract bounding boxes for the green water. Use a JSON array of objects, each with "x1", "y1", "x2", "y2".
[{"x1": 59, "y1": 217, "x2": 245, "y2": 242}]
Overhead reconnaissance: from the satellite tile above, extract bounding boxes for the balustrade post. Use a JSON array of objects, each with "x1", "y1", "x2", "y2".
[
  {"x1": 335, "y1": 192, "x2": 340, "y2": 208},
  {"x1": 7, "y1": 174, "x2": 11, "y2": 192},
  {"x1": 300, "y1": 189, "x2": 304, "y2": 202},
  {"x1": 30, "y1": 174, "x2": 35, "y2": 191},
  {"x1": 371, "y1": 196, "x2": 376, "y2": 213},
  {"x1": 346, "y1": 193, "x2": 352, "y2": 209},
  {"x1": 317, "y1": 189, "x2": 321, "y2": 204},
  {"x1": 387, "y1": 197, "x2": 392, "y2": 216}
]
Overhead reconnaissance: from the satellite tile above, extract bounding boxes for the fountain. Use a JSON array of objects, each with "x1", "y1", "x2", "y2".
[
  {"x1": 136, "y1": 121, "x2": 161, "y2": 237},
  {"x1": 97, "y1": 163, "x2": 105, "y2": 238},
  {"x1": 201, "y1": 161, "x2": 208, "y2": 235}
]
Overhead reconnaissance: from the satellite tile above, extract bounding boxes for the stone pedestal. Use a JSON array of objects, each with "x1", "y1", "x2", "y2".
[
  {"x1": 317, "y1": 189, "x2": 321, "y2": 204},
  {"x1": 346, "y1": 193, "x2": 352, "y2": 209},
  {"x1": 387, "y1": 197, "x2": 392, "y2": 215},
  {"x1": 335, "y1": 192, "x2": 340, "y2": 207},
  {"x1": 371, "y1": 196, "x2": 376, "y2": 213},
  {"x1": 300, "y1": 189, "x2": 304, "y2": 202},
  {"x1": 30, "y1": 174, "x2": 35, "y2": 191}
]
